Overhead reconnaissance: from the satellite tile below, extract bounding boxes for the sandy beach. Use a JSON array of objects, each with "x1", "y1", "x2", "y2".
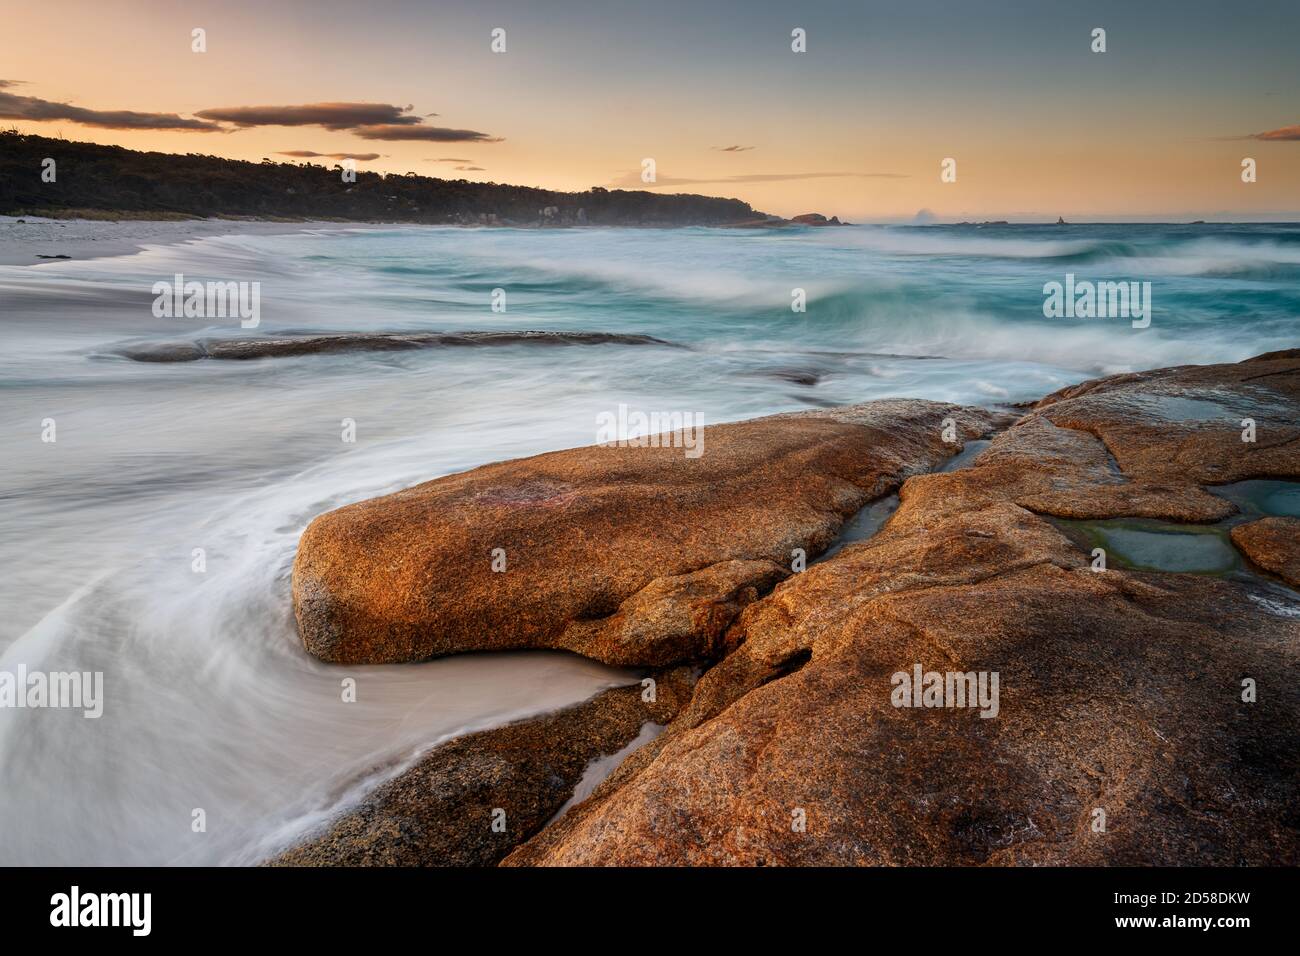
[{"x1": 0, "y1": 216, "x2": 366, "y2": 267}]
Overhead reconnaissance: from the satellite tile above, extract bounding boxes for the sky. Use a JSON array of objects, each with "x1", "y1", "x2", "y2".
[{"x1": 1, "y1": 0, "x2": 1298, "y2": 221}]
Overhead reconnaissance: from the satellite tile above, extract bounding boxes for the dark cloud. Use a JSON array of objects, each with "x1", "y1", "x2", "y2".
[
  {"x1": 427, "y1": 157, "x2": 473, "y2": 163},
  {"x1": 713, "y1": 145, "x2": 756, "y2": 152},
  {"x1": 0, "y1": 82, "x2": 222, "y2": 131},
  {"x1": 1, "y1": 86, "x2": 502, "y2": 142},
  {"x1": 1251, "y1": 125, "x2": 1300, "y2": 141},
  {"x1": 196, "y1": 102, "x2": 423, "y2": 130},
  {"x1": 194, "y1": 102, "x2": 501, "y2": 142},
  {"x1": 455, "y1": 165, "x2": 485, "y2": 171},
  {"x1": 354, "y1": 124, "x2": 501, "y2": 142},
  {"x1": 276, "y1": 150, "x2": 382, "y2": 161},
  {"x1": 607, "y1": 169, "x2": 907, "y2": 188}
]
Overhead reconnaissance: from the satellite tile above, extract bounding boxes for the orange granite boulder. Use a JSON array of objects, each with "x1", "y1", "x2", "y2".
[{"x1": 293, "y1": 400, "x2": 1000, "y2": 666}]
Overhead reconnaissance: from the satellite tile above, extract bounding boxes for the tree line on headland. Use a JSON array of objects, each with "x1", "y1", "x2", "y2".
[{"x1": 0, "y1": 130, "x2": 768, "y2": 226}]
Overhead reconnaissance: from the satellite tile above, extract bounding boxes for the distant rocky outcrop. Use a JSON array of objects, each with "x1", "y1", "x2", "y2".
[{"x1": 790, "y1": 212, "x2": 847, "y2": 226}]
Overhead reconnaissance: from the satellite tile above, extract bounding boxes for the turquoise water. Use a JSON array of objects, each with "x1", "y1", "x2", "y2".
[
  {"x1": 7, "y1": 222, "x2": 1300, "y2": 408},
  {"x1": 1057, "y1": 519, "x2": 1242, "y2": 575},
  {"x1": 1211, "y1": 480, "x2": 1300, "y2": 518},
  {"x1": 0, "y1": 221, "x2": 1297, "y2": 864},
  {"x1": 1057, "y1": 477, "x2": 1300, "y2": 579}
]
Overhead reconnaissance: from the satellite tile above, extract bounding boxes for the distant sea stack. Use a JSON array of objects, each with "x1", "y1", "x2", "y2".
[
  {"x1": 791, "y1": 212, "x2": 848, "y2": 226},
  {"x1": 729, "y1": 212, "x2": 853, "y2": 229}
]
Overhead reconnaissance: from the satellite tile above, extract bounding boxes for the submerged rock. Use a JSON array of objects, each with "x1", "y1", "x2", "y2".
[
  {"x1": 292, "y1": 400, "x2": 1001, "y2": 666},
  {"x1": 272, "y1": 668, "x2": 695, "y2": 866},
  {"x1": 116, "y1": 330, "x2": 681, "y2": 362}
]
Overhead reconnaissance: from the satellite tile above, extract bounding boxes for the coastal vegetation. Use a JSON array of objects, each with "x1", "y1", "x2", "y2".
[{"x1": 0, "y1": 130, "x2": 764, "y2": 226}]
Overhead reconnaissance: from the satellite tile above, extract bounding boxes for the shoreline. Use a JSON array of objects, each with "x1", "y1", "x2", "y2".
[
  {"x1": 0, "y1": 216, "x2": 380, "y2": 268},
  {"x1": 8, "y1": 214, "x2": 1300, "y2": 271},
  {"x1": 0, "y1": 213, "x2": 853, "y2": 269}
]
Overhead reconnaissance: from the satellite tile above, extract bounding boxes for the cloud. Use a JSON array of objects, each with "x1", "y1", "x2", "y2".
[
  {"x1": 713, "y1": 145, "x2": 756, "y2": 152},
  {"x1": 606, "y1": 170, "x2": 907, "y2": 188},
  {"x1": 0, "y1": 82, "x2": 222, "y2": 131},
  {"x1": 0, "y1": 87, "x2": 503, "y2": 142},
  {"x1": 428, "y1": 157, "x2": 487, "y2": 170},
  {"x1": 1250, "y1": 125, "x2": 1300, "y2": 141},
  {"x1": 276, "y1": 150, "x2": 382, "y2": 161},
  {"x1": 354, "y1": 124, "x2": 501, "y2": 142},
  {"x1": 196, "y1": 102, "x2": 423, "y2": 129},
  {"x1": 424, "y1": 158, "x2": 485, "y2": 171},
  {"x1": 194, "y1": 102, "x2": 502, "y2": 143}
]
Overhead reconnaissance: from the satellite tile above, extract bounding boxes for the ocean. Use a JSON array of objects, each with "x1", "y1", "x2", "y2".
[{"x1": 0, "y1": 221, "x2": 1296, "y2": 864}]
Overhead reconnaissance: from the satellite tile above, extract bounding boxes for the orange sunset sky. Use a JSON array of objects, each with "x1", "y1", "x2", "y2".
[{"x1": 2, "y1": 0, "x2": 1298, "y2": 221}]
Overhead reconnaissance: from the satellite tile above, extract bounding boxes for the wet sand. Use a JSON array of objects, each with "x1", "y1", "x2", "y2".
[{"x1": 0, "y1": 216, "x2": 366, "y2": 267}]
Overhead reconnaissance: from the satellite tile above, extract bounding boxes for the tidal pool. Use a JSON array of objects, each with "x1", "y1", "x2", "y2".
[
  {"x1": 1210, "y1": 479, "x2": 1300, "y2": 519},
  {"x1": 1054, "y1": 518, "x2": 1241, "y2": 574},
  {"x1": 1134, "y1": 394, "x2": 1240, "y2": 422}
]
